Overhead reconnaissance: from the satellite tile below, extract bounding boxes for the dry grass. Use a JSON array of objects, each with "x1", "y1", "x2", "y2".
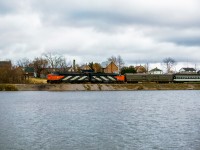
[
  {"x1": 0, "y1": 84, "x2": 18, "y2": 91},
  {"x1": 27, "y1": 78, "x2": 47, "y2": 84}
]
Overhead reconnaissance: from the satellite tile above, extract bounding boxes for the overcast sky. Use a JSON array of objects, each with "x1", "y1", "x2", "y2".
[{"x1": 0, "y1": 0, "x2": 200, "y2": 68}]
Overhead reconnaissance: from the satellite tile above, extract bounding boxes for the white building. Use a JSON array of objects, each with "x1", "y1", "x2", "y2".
[
  {"x1": 179, "y1": 68, "x2": 196, "y2": 74},
  {"x1": 149, "y1": 67, "x2": 163, "y2": 74}
]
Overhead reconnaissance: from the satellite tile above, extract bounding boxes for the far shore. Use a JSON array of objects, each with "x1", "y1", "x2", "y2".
[{"x1": 1, "y1": 83, "x2": 200, "y2": 91}]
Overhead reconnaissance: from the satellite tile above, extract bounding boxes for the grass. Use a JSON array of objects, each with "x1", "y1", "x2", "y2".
[
  {"x1": 0, "y1": 84, "x2": 18, "y2": 91},
  {"x1": 26, "y1": 78, "x2": 47, "y2": 84}
]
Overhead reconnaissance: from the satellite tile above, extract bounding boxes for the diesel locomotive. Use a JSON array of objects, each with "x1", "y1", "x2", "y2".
[
  {"x1": 47, "y1": 72, "x2": 124, "y2": 83},
  {"x1": 47, "y1": 72, "x2": 200, "y2": 83}
]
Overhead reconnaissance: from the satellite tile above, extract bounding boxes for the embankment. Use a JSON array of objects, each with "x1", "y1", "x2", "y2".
[{"x1": 1, "y1": 83, "x2": 200, "y2": 91}]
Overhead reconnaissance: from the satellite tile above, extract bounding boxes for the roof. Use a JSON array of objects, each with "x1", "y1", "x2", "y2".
[
  {"x1": 135, "y1": 65, "x2": 146, "y2": 73},
  {"x1": 180, "y1": 68, "x2": 196, "y2": 72},
  {"x1": 149, "y1": 67, "x2": 162, "y2": 72},
  {"x1": 80, "y1": 64, "x2": 91, "y2": 70},
  {"x1": 101, "y1": 61, "x2": 117, "y2": 68},
  {"x1": 24, "y1": 67, "x2": 34, "y2": 73},
  {"x1": 135, "y1": 65, "x2": 145, "y2": 70}
]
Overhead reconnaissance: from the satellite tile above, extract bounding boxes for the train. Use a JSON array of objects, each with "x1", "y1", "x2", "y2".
[
  {"x1": 125, "y1": 73, "x2": 200, "y2": 83},
  {"x1": 47, "y1": 72, "x2": 124, "y2": 83},
  {"x1": 47, "y1": 72, "x2": 200, "y2": 83}
]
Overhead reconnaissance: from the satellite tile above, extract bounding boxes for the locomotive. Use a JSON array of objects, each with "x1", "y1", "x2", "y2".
[
  {"x1": 47, "y1": 72, "x2": 124, "y2": 83},
  {"x1": 47, "y1": 72, "x2": 200, "y2": 83}
]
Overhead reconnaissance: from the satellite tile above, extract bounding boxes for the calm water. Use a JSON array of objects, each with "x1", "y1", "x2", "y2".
[{"x1": 0, "y1": 91, "x2": 200, "y2": 150}]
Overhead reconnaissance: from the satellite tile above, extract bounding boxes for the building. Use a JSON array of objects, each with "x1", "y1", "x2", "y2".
[
  {"x1": 179, "y1": 67, "x2": 196, "y2": 74},
  {"x1": 0, "y1": 61, "x2": 12, "y2": 69},
  {"x1": 101, "y1": 61, "x2": 118, "y2": 73},
  {"x1": 149, "y1": 67, "x2": 163, "y2": 74},
  {"x1": 79, "y1": 64, "x2": 94, "y2": 73},
  {"x1": 135, "y1": 65, "x2": 146, "y2": 73},
  {"x1": 80, "y1": 64, "x2": 91, "y2": 71},
  {"x1": 23, "y1": 67, "x2": 35, "y2": 79}
]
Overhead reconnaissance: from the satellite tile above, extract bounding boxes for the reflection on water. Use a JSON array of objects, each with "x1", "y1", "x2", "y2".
[{"x1": 0, "y1": 91, "x2": 200, "y2": 150}]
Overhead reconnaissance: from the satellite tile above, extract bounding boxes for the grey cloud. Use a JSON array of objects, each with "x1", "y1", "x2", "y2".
[
  {"x1": 0, "y1": 1, "x2": 14, "y2": 14},
  {"x1": 0, "y1": 0, "x2": 200, "y2": 67},
  {"x1": 168, "y1": 38, "x2": 200, "y2": 46},
  {"x1": 30, "y1": 0, "x2": 200, "y2": 29},
  {"x1": 0, "y1": 0, "x2": 25, "y2": 14}
]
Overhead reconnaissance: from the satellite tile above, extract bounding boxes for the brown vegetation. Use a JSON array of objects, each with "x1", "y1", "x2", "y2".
[{"x1": 0, "y1": 67, "x2": 25, "y2": 84}]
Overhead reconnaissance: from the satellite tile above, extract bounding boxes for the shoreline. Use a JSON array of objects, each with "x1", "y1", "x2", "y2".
[{"x1": 1, "y1": 83, "x2": 200, "y2": 91}]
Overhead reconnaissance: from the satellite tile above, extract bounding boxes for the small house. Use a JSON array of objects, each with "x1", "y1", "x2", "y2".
[
  {"x1": 149, "y1": 67, "x2": 163, "y2": 74},
  {"x1": 135, "y1": 65, "x2": 146, "y2": 73},
  {"x1": 179, "y1": 68, "x2": 196, "y2": 74},
  {"x1": 101, "y1": 61, "x2": 118, "y2": 73},
  {"x1": 23, "y1": 67, "x2": 35, "y2": 79}
]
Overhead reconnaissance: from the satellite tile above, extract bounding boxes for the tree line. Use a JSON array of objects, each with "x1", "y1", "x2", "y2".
[{"x1": 0, "y1": 52, "x2": 176, "y2": 83}]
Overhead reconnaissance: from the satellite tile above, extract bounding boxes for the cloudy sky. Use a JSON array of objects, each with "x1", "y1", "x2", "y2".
[{"x1": 0, "y1": 0, "x2": 200, "y2": 68}]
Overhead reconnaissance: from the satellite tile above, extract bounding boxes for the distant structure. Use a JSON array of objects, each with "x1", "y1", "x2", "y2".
[
  {"x1": 80, "y1": 64, "x2": 92, "y2": 71},
  {"x1": 149, "y1": 67, "x2": 163, "y2": 74},
  {"x1": 73, "y1": 59, "x2": 76, "y2": 72},
  {"x1": 23, "y1": 67, "x2": 35, "y2": 78},
  {"x1": 0, "y1": 61, "x2": 12, "y2": 69},
  {"x1": 68, "y1": 60, "x2": 77, "y2": 72},
  {"x1": 101, "y1": 61, "x2": 118, "y2": 73},
  {"x1": 179, "y1": 67, "x2": 196, "y2": 74},
  {"x1": 135, "y1": 65, "x2": 146, "y2": 73}
]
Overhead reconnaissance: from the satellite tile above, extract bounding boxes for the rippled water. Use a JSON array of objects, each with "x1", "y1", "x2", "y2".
[{"x1": 0, "y1": 91, "x2": 200, "y2": 150}]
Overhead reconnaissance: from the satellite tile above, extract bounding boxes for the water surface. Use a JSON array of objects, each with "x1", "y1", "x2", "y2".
[{"x1": 0, "y1": 91, "x2": 200, "y2": 150}]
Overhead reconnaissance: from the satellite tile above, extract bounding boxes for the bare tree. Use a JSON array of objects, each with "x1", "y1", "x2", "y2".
[
  {"x1": 33, "y1": 57, "x2": 48, "y2": 78},
  {"x1": 16, "y1": 58, "x2": 32, "y2": 67},
  {"x1": 43, "y1": 52, "x2": 69, "y2": 71},
  {"x1": 162, "y1": 57, "x2": 176, "y2": 73},
  {"x1": 108, "y1": 55, "x2": 117, "y2": 64},
  {"x1": 144, "y1": 62, "x2": 149, "y2": 73},
  {"x1": 116, "y1": 55, "x2": 125, "y2": 73},
  {"x1": 58, "y1": 57, "x2": 70, "y2": 72}
]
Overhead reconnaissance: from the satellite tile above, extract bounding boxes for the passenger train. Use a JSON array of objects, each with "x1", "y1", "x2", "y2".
[{"x1": 47, "y1": 72, "x2": 200, "y2": 83}]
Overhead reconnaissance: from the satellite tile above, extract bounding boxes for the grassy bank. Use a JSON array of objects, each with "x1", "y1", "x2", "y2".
[
  {"x1": 1, "y1": 82, "x2": 200, "y2": 91},
  {"x1": 0, "y1": 84, "x2": 18, "y2": 91}
]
